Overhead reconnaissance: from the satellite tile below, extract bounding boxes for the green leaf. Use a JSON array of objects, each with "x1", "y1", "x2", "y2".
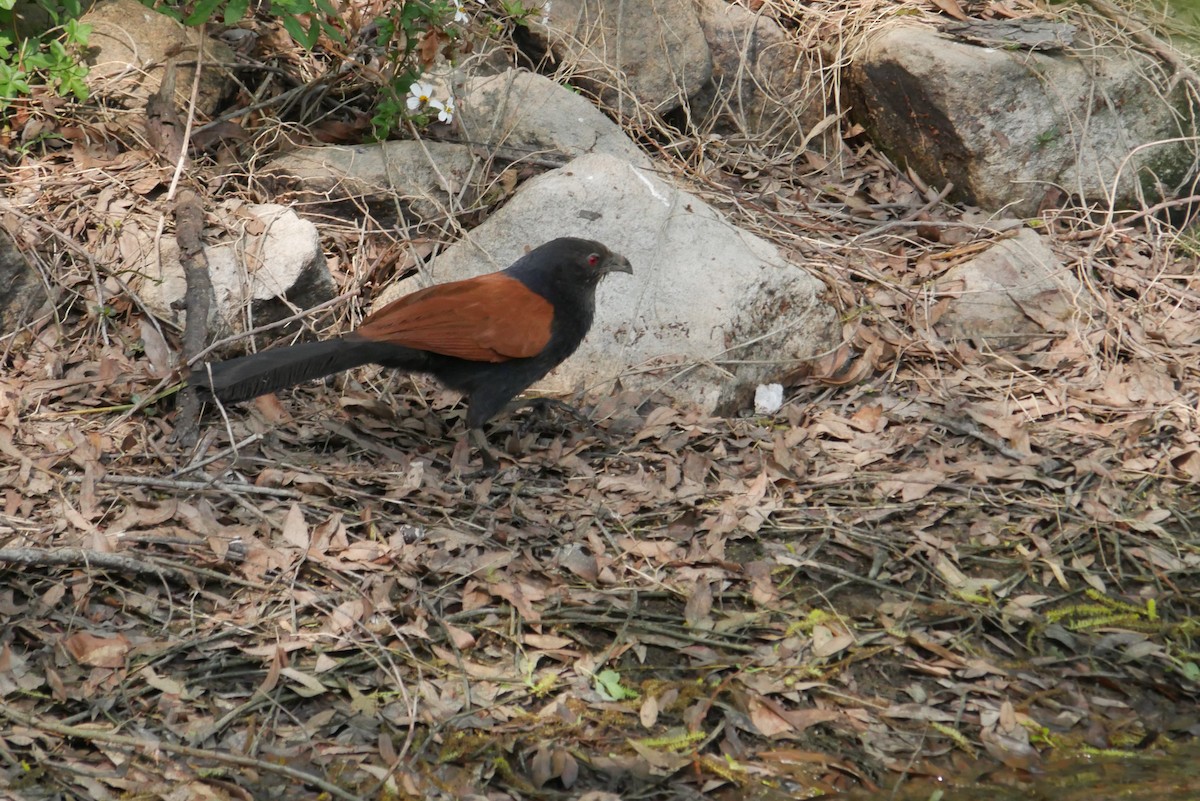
[
  {"x1": 280, "y1": 14, "x2": 320, "y2": 49},
  {"x1": 271, "y1": 0, "x2": 313, "y2": 15},
  {"x1": 594, "y1": 669, "x2": 638, "y2": 701},
  {"x1": 318, "y1": 18, "x2": 344, "y2": 44},
  {"x1": 58, "y1": 63, "x2": 89, "y2": 100},
  {"x1": 24, "y1": 52, "x2": 52, "y2": 70},
  {"x1": 223, "y1": 0, "x2": 250, "y2": 25},
  {"x1": 153, "y1": 3, "x2": 183, "y2": 21},
  {"x1": 280, "y1": 14, "x2": 305, "y2": 45},
  {"x1": 184, "y1": 0, "x2": 225, "y2": 26},
  {"x1": 65, "y1": 19, "x2": 92, "y2": 46},
  {"x1": 0, "y1": 62, "x2": 30, "y2": 98},
  {"x1": 303, "y1": 18, "x2": 320, "y2": 48}
]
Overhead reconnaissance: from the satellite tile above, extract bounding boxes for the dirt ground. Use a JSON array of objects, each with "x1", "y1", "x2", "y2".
[{"x1": 2, "y1": 1, "x2": 1199, "y2": 799}]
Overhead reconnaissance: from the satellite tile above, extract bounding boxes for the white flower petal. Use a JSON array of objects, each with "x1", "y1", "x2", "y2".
[{"x1": 407, "y1": 81, "x2": 434, "y2": 102}]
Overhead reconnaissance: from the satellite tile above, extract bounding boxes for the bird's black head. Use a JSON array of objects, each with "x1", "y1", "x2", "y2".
[
  {"x1": 513, "y1": 237, "x2": 633, "y2": 290},
  {"x1": 568, "y1": 238, "x2": 633, "y2": 284}
]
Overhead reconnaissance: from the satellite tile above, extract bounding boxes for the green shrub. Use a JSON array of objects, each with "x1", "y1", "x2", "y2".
[
  {"x1": 0, "y1": 0, "x2": 92, "y2": 113},
  {"x1": 159, "y1": 0, "x2": 477, "y2": 139}
]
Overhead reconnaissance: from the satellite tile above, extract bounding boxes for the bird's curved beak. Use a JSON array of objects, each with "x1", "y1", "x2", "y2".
[{"x1": 606, "y1": 253, "x2": 633, "y2": 275}]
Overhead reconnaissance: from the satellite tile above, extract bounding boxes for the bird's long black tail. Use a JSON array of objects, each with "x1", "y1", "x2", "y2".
[{"x1": 190, "y1": 335, "x2": 425, "y2": 404}]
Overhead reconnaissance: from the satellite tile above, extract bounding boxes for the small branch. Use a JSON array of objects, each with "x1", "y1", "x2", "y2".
[
  {"x1": 173, "y1": 186, "x2": 215, "y2": 447},
  {"x1": 171, "y1": 432, "x2": 264, "y2": 478},
  {"x1": 1113, "y1": 192, "x2": 1200, "y2": 229},
  {"x1": 848, "y1": 182, "x2": 956, "y2": 243},
  {"x1": 74, "y1": 472, "x2": 303, "y2": 499},
  {"x1": 166, "y1": 41, "x2": 205, "y2": 202},
  {"x1": 0, "y1": 547, "x2": 187, "y2": 581},
  {"x1": 144, "y1": 52, "x2": 212, "y2": 447},
  {"x1": 0, "y1": 706, "x2": 361, "y2": 801}
]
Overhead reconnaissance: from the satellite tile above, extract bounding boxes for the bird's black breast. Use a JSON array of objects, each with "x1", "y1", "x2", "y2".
[{"x1": 506, "y1": 259, "x2": 598, "y2": 361}]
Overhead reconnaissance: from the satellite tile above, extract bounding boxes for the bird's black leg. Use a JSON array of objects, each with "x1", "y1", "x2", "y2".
[{"x1": 469, "y1": 427, "x2": 501, "y2": 475}]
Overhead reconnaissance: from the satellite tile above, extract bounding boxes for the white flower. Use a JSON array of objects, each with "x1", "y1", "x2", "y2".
[
  {"x1": 430, "y1": 97, "x2": 455, "y2": 123},
  {"x1": 452, "y1": 0, "x2": 469, "y2": 24},
  {"x1": 406, "y1": 81, "x2": 434, "y2": 111}
]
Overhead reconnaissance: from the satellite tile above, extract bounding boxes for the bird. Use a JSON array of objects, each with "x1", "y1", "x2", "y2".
[{"x1": 190, "y1": 237, "x2": 633, "y2": 469}]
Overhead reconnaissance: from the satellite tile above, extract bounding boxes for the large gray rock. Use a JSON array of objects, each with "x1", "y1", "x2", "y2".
[
  {"x1": 458, "y1": 69, "x2": 651, "y2": 168},
  {"x1": 529, "y1": 0, "x2": 713, "y2": 116},
  {"x1": 934, "y1": 227, "x2": 1091, "y2": 345},
  {"x1": 850, "y1": 23, "x2": 1197, "y2": 215},
  {"x1": 692, "y1": 0, "x2": 827, "y2": 148},
  {"x1": 0, "y1": 226, "x2": 49, "y2": 337},
  {"x1": 376, "y1": 153, "x2": 838, "y2": 414},
  {"x1": 258, "y1": 141, "x2": 478, "y2": 228},
  {"x1": 83, "y1": 0, "x2": 235, "y2": 116}
]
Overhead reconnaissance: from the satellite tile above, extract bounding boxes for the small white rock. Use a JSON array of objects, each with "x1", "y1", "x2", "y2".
[{"x1": 754, "y1": 383, "x2": 784, "y2": 414}]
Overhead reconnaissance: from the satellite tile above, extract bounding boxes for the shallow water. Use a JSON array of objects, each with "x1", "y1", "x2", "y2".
[{"x1": 849, "y1": 744, "x2": 1200, "y2": 801}]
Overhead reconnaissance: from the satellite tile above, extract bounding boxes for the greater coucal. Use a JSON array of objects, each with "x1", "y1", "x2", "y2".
[{"x1": 191, "y1": 237, "x2": 632, "y2": 466}]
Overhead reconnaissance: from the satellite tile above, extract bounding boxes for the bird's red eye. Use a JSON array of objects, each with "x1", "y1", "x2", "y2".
[{"x1": 587, "y1": 253, "x2": 600, "y2": 267}]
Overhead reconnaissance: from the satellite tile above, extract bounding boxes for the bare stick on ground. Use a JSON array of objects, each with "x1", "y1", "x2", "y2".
[{"x1": 145, "y1": 60, "x2": 215, "y2": 446}]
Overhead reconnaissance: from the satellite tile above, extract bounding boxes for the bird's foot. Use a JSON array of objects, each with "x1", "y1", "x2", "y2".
[
  {"x1": 508, "y1": 396, "x2": 586, "y2": 423},
  {"x1": 476, "y1": 447, "x2": 501, "y2": 477},
  {"x1": 509, "y1": 397, "x2": 609, "y2": 443},
  {"x1": 458, "y1": 427, "x2": 504, "y2": 477}
]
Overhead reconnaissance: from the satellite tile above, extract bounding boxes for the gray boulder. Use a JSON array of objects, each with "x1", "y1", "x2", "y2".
[
  {"x1": 376, "y1": 153, "x2": 838, "y2": 414},
  {"x1": 83, "y1": 0, "x2": 235, "y2": 116},
  {"x1": 850, "y1": 23, "x2": 1197, "y2": 215},
  {"x1": 934, "y1": 227, "x2": 1092, "y2": 345},
  {"x1": 692, "y1": 0, "x2": 828, "y2": 148},
  {"x1": 258, "y1": 141, "x2": 478, "y2": 228},
  {"x1": 457, "y1": 69, "x2": 651, "y2": 168},
  {"x1": 528, "y1": 0, "x2": 712, "y2": 116}
]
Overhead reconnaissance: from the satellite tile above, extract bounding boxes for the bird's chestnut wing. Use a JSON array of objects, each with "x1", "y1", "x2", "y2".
[{"x1": 354, "y1": 273, "x2": 553, "y2": 362}]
